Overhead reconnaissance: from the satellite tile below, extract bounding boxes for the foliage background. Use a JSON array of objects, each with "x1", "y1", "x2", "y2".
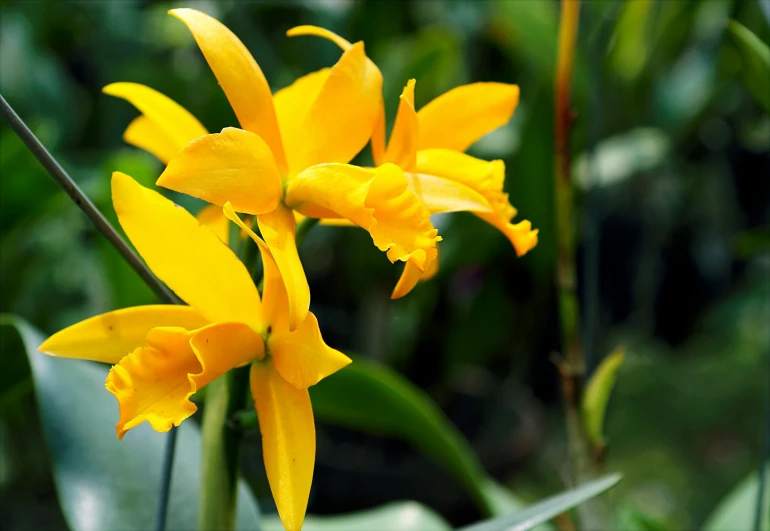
[{"x1": 0, "y1": 0, "x2": 768, "y2": 529}]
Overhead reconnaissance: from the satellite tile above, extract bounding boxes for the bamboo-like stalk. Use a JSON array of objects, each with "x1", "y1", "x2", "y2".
[
  {"x1": 554, "y1": 0, "x2": 590, "y2": 487},
  {"x1": 0, "y1": 92, "x2": 182, "y2": 531}
]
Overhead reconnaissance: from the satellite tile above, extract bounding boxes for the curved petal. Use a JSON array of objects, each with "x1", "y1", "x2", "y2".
[
  {"x1": 250, "y1": 361, "x2": 314, "y2": 531},
  {"x1": 123, "y1": 116, "x2": 182, "y2": 165},
  {"x1": 103, "y1": 82, "x2": 208, "y2": 162},
  {"x1": 112, "y1": 172, "x2": 261, "y2": 327},
  {"x1": 417, "y1": 82, "x2": 520, "y2": 152},
  {"x1": 38, "y1": 305, "x2": 207, "y2": 364},
  {"x1": 286, "y1": 25, "x2": 352, "y2": 50},
  {"x1": 405, "y1": 172, "x2": 493, "y2": 214},
  {"x1": 106, "y1": 322, "x2": 263, "y2": 439},
  {"x1": 157, "y1": 127, "x2": 283, "y2": 215},
  {"x1": 170, "y1": 8, "x2": 287, "y2": 173},
  {"x1": 223, "y1": 203, "x2": 289, "y2": 334},
  {"x1": 257, "y1": 205, "x2": 309, "y2": 332},
  {"x1": 269, "y1": 312, "x2": 351, "y2": 389},
  {"x1": 391, "y1": 249, "x2": 439, "y2": 300},
  {"x1": 280, "y1": 37, "x2": 383, "y2": 174},
  {"x1": 415, "y1": 149, "x2": 538, "y2": 256},
  {"x1": 381, "y1": 79, "x2": 418, "y2": 169},
  {"x1": 197, "y1": 204, "x2": 230, "y2": 245},
  {"x1": 285, "y1": 163, "x2": 440, "y2": 269}
]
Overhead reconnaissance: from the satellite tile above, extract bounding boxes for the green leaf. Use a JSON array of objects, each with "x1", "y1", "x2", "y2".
[
  {"x1": 459, "y1": 474, "x2": 622, "y2": 531},
  {"x1": 582, "y1": 347, "x2": 626, "y2": 446},
  {"x1": 727, "y1": 20, "x2": 770, "y2": 113},
  {"x1": 262, "y1": 501, "x2": 452, "y2": 531},
  {"x1": 482, "y1": 480, "x2": 554, "y2": 530},
  {"x1": 703, "y1": 464, "x2": 770, "y2": 531},
  {"x1": 1, "y1": 315, "x2": 261, "y2": 531},
  {"x1": 312, "y1": 358, "x2": 494, "y2": 516}
]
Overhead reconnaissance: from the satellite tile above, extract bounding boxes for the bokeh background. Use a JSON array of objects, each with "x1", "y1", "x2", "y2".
[{"x1": 1, "y1": 0, "x2": 768, "y2": 529}]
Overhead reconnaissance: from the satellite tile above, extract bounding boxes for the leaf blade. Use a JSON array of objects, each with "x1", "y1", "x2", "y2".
[
  {"x1": 1, "y1": 315, "x2": 261, "y2": 531},
  {"x1": 459, "y1": 474, "x2": 622, "y2": 531}
]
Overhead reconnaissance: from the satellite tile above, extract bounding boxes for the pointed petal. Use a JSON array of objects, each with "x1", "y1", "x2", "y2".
[
  {"x1": 415, "y1": 149, "x2": 538, "y2": 256},
  {"x1": 197, "y1": 204, "x2": 230, "y2": 245},
  {"x1": 123, "y1": 116, "x2": 182, "y2": 165},
  {"x1": 107, "y1": 322, "x2": 263, "y2": 439},
  {"x1": 38, "y1": 305, "x2": 207, "y2": 364},
  {"x1": 371, "y1": 104, "x2": 387, "y2": 166},
  {"x1": 269, "y1": 312, "x2": 351, "y2": 389},
  {"x1": 169, "y1": 8, "x2": 287, "y2": 173},
  {"x1": 223, "y1": 203, "x2": 289, "y2": 334},
  {"x1": 112, "y1": 172, "x2": 261, "y2": 327},
  {"x1": 157, "y1": 127, "x2": 282, "y2": 215},
  {"x1": 103, "y1": 82, "x2": 208, "y2": 163},
  {"x1": 391, "y1": 247, "x2": 440, "y2": 299},
  {"x1": 280, "y1": 34, "x2": 383, "y2": 173},
  {"x1": 257, "y1": 205, "x2": 309, "y2": 332},
  {"x1": 405, "y1": 172, "x2": 493, "y2": 214},
  {"x1": 286, "y1": 163, "x2": 440, "y2": 269},
  {"x1": 250, "y1": 361, "x2": 314, "y2": 531},
  {"x1": 417, "y1": 83, "x2": 520, "y2": 152},
  {"x1": 382, "y1": 79, "x2": 418, "y2": 169}
]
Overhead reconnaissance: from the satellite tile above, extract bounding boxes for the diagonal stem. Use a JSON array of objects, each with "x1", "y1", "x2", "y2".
[
  {"x1": 0, "y1": 92, "x2": 181, "y2": 531},
  {"x1": 0, "y1": 93, "x2": 180, "y2": 305}
]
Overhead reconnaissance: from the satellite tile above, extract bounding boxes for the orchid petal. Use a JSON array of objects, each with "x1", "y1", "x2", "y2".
[
  {"x1": 250, "y1": 361, "x2": 315, "y2": 531},
  {"x1": 106, "y1": 322, "x2": 263, "y2": 439},
  {"x1": 269, "y1": 312, "x2": 351, "y2": 389},
  {"x1": 38, "y1": 305, "x2": 207, "y2": 364},
  {"x1": 157, "y1": 127, "x2": 282, "y2": 215},
  {"x1": 170, "y1": 8, "x2": 287, "y2": 173},
  {"x1": 417, "y1": 82, "x2": 520, "y2": 152},
  {"x1": 415, "y1": 149, "x2": 538, "y2": 256},
  {"x1": 382, "y1": 79, "x2": 418, "y2": 169},
  {"x1": 103, "y1": 82, "x2": 207, "y2": 163},
  {"x1": 257, "y1": 205, "x2": 309, "y2": 332},
  {"x1": 112, "y1": 172, "x2": 262, "y2": 327}
]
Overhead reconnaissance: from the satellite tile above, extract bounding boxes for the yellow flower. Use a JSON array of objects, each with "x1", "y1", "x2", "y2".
[
  {"x1": 39, "y1": 172, "x2": 351, "y2": 531},
  {"x1": 373, "y1": 78, "x2": 540, "y2": 297},
  {"x1": 103, "y1": 9, "x2": 440, "y2": 329}
]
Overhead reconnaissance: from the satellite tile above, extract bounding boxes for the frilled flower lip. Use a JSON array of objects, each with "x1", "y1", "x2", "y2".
[{"x1": 372, "y1": 78, "x2": 539, "y2": 294}]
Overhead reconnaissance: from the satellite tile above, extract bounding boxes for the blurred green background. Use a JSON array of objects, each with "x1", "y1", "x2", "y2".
[{"x1": 1, "y1": 0, "x2": 768, "y2": 529}]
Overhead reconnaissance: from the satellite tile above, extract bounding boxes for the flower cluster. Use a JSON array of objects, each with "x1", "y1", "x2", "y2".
[{"x1": 39, "y1": 8, "x2": 537, "y2": 530}]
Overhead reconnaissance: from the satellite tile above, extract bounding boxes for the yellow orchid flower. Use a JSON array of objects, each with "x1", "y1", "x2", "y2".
[
  {"x1": 103, "y1": 8, "x2": 440, "y2": 330},
  {"x1": 372, "y1": 78, "x2": 540, "y2": 298},
  {"x1": 39, "y1": 172, "x2": 351, "y2": 531}
]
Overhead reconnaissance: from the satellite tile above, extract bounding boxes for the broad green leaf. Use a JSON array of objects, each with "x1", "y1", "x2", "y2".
[
  {"x1": 727, "y1": 20, "x2": 770, "y2": 113},
  {"x1": 459, "y1": 474, "x2": 622, "y2": 531},
  {"x1": 703, "y1": 464, "x2": 770, "y2": 531},
  {"x1": 262, "y1": 501, "x2": 452, "y2": 531},
  {"x1": 1, "y1": 315, "x2": 260, "y2": 531},
  {"x1": 310, "y1": 358, "x2": 493, "y2": 515},
  {"x1": 582, "y1": 347, "x2": 626, "y2": 446}
]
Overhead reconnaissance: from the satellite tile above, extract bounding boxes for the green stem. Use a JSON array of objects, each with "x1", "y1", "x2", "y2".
[
  {"x1": 199, "y1": 366, "x2": 251, "y2": 531},
  {"x1": 554, "y1": 1, "x2": 610, "y2": 528}
]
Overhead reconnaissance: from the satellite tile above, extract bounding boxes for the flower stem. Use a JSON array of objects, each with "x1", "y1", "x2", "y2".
[
  {"x1": 0, "y1": 93, "x2": 180, "y2": 305},
  {"x1": 554, "y1": 0, "x2": 593, "y2": 496},
  {"x1": 199, "y1": 366, "x2": 251, "y2": 531}
]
